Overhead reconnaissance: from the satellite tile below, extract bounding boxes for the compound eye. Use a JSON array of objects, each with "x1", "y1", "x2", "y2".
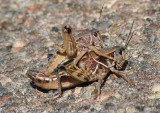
[
  {"x1": 64, "y1": 25, "x2": 68, "y2": 29},
  {"x1": 64, "y1": 25, "x2": 71, "y2": 33},
  {"x1": 119, "y1": 47, "x2": 125, "y2": 55},
  {"x1": 93, "y1": 32, "x2": 98, "y2": 37},
  {"x1": 115, "y1": 47, "x2": 125, "y2": 56},
  {"x1": 115, "y1": 49, "x2": 120, "y2": 56},
  {"x1": 119, "y1": 50, "x2": 122, "y2": 55}
]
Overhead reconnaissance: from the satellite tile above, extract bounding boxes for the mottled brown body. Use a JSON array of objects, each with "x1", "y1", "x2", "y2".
[{"x1": 27, "y1": 21, "x2": 135, "y2": 102}]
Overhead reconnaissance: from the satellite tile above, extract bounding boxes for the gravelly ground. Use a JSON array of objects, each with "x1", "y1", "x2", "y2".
[{"x1": 0, "y1": 0, "x2": 160, "y2": 113}]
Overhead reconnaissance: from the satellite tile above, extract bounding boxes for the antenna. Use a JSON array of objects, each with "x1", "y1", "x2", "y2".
[
  {"x1": 124, "y1": 20, "x2": 135, "y2": 49},
  {"x1": 99, "y1": 3, "x2": 105, "y2": 22}
]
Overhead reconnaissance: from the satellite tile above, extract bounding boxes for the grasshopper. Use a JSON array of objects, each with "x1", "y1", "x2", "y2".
[
  {"x1": 45, "y1": 25, "x2": 118, "y2": 78},
  {"x1": 45, "y1": 25, "x2": 117, "y2": 76},
  {"x1": 46, "y1": 22, "x2": 133, "y2": 82},
  {"x1": 27, "y1": 21, "x2": 135, "y2": 102}
]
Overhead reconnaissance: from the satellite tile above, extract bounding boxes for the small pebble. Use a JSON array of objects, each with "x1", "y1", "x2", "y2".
[
  {"x1": 100, "y1": 91, "x2": 114, "y2": 104},
  {"x1": 151, "y1": 83, "x2": 160, "y2": 92},
  {"x1": 51, "y1": 27, "x2": 59, "y2": 32},
  {"x1": 138, "y1": 57, "x2": 144, "y2": 62},
  {"x1": 156, "y1": 104, "x2": 160, "y2": 109},
  {"x1": 0, "y1": 83, "x2": 11, "y2": 96},
  {"x1": 106, "y1": 79, "x2": 112, "y2": 84},
  {"x1": 149, "y1": 34, "x2": 157, "y2": 44},
  {"x1": 12, "y1": 40, "x2": 27, "y2": 48},
  {"x1": 148, "y1": 83, "x2": 160, "y2": 99},
  {"x1": 31, "y1": 98, "x2": 41, "y2": 106},
  {"x1": 116, "y1": 108, "x2": 125, "y2": 113},
  {"x1": 126, "y1": 105, "x2": 136, "y2": 113},
  {"x1": 63, "y1": 90, "x2": 72, "y2": 98},
  {"x1": 132, "y1": 50, "x2": 139, "y2": 58},
  {"x1": 144, "y1": 107, "x2": 151, "y2": 113},
  {"x1": 104, "y1": 103, "x2": 114, "y2": 109},
  {"x1": 114, "y1": 92, "x2": 121, "y2": 99},
  {"x1": 94, "y1": 104, "x2": 104, "y2": 112},
  {"x1": 0, "y1": 108, "x2": 2, "y2": 113},
  {"x1": 0, "y1": 76, "x2": 12, "y2": 86},
  {"x1": 11, "y1": 47, "x2": 22, "y2": 53},
  {"x1": 82, "y1": 86, "x2": 95, "y2": 98},
  {"x1": 44, "y1": 42, "x2": 55, "y2": 47},
  {"x1": 143, "y1": 28, "x2": 152, "y2": 34},
  {"x1": 42, "y1": 111, "x2": 49, "y2": 113},
  {"x1": 140, "y1": 61, "x2": 152, "y2": 68},
  {"x1": 74, "y1": 87, "x2": 82, "y2": 95},
  {"x1": 148, "y1": 92, "x2": 160, "y2": 99},
  {"x1": 91, "y1": 21, "x2": 112, "y2": 31},
  {"x1": 0, "y1": 95, "x2": 10, "y2": 103},
  {"x1": 135, "y1": 106, "x2": 144, "y2": 112},
  {"x1": 9, "y1": 3, "x2": 18, "y2": 9}
]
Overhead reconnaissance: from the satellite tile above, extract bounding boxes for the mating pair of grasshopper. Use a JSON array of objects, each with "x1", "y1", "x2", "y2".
[{"x1": 27, "y1": 22, "x2": 135, "y2": 102}]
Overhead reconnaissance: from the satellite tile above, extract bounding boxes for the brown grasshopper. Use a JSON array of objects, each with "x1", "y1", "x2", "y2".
[
  {"x1": 46, "y1": 22, "x2": 133, "y2": 82},
  {"x1": 27, "y1": 21, "x2": 135, "y2": 102}
]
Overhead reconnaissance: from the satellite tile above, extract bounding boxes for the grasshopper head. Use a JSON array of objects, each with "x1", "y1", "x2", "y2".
[
  {"x1": 63, "y1": 25, "x2": 72, "y2": 34},
  {"x1": 114, "y1": 20, "x2": 134, "y2": 70},
  {"x1": 115, "y1": 46, "x2": 125, "y2": 59},
  {"x1": 114, "y1": 46, "x2": 126, "y2": 69}
]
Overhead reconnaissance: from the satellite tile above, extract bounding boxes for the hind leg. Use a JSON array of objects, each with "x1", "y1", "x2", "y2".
[{"x1": 44, "y1": 73, "x2": 62, "y2": 102}]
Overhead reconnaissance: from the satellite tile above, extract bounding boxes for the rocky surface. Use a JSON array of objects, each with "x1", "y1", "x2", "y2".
[{"x1": 0, "y1": 0, "x2": 160, "y2": 112}]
